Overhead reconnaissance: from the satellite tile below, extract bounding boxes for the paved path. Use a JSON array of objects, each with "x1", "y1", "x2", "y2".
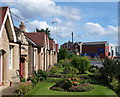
[
  {"x1": 1, "y1": 82, "x2": 20, "y2": 96},
  {"x1": 91, "y1": 60, "x2": 103, "y2": 68}
]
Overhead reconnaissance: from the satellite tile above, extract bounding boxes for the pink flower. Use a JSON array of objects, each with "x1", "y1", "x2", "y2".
[
  {"x1": 68, "y1": 78, "x2": 71, "y2": 80},
  {"x1": 72, "y1": 77, "x2": 75, "y2": 80}
]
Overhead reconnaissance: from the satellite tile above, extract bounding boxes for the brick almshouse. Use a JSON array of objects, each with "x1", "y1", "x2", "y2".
[{"x1": 0, "y1": 6, "x2": 58, "y2": 86}]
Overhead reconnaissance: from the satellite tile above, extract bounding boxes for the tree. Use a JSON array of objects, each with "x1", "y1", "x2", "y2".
[
  {"x1": 36, "y1": 28, "x2": 53, "y2": 40},
  {"x1": 68, "y1": 53, "x2": 76, "y2": 60},
  {"x1": 71, "y1": 56, "x2": 90, "y2": 73},
  {"x1": 58, "y1": 48, "x2": 68, "y2": 61},
  {"x1": 100, "y1": 58, "x2": 120, "y2": 84}
]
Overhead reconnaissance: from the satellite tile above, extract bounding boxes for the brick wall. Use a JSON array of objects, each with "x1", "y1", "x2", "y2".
[{"x1": 82, "y1": 45, "x2": 109, "y2": 59}]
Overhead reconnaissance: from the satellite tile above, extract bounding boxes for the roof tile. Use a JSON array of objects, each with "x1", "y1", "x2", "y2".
[{"x1": 25, "y1": 32, "x2": 46, "y2": 48}]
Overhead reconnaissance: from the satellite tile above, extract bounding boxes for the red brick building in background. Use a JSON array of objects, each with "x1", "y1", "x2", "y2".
[
  {"x1": 82, "y1": 41, "x2": 109, "y2": 59},
  {"x1": 61, "y1": 41, "x2": 82, "y2": 55},
  {"x1": 61, "y1": 41, "x2": 74, "y2": 53},
  {"x1": 61, "y1": 41, "x2": 109, "y2": 59}
]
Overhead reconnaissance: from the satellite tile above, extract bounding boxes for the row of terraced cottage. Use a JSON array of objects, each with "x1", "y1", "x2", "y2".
[{"x1": 0, "y1": 7, "x2": 58, "y2": 86}]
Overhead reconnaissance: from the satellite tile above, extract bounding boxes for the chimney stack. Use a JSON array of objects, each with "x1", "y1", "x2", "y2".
[
  {"x1": 72, "y1": 32, "x2": 73, "y2": 43},
  {"x1": 19, "y1": 22, "x2": 26, "y2": 32}
]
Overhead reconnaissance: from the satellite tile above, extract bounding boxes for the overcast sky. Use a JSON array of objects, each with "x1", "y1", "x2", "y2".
[{"x1": 1, "y1": 0, "x2": 118, "y2": 46}]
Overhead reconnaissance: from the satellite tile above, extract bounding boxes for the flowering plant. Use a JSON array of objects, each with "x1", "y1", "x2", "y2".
[
  {"x1": 66, "y1": 77, "x2": 80, "y2": 86},
  {"x1": 69, "y1": 83, "x2": 94, "y2": 92}
]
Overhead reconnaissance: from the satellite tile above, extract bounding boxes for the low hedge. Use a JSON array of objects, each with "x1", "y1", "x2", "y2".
[{"x1": 16, "y1": 82, "x2": 33, "y2": 95}]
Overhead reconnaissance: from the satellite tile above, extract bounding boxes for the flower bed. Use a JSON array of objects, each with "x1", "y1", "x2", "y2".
[
  {"x1": 50, "y1": 77, "x2": 94, "y2": 92},
  {"x1": 69, "y1": 83, "x2": 94, "y2": 92}
]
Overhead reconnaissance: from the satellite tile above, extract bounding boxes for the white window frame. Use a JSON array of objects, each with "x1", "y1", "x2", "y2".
[{"x1": 9, "y1": 46, "x2": 13, "y2": 69}]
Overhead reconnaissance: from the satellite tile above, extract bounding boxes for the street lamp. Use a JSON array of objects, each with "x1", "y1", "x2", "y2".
[{"x1": 52, "y1": 21, "x2": 57, "y2": 42}]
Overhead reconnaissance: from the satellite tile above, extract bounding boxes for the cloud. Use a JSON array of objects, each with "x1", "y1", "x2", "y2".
[
  {"x1": 31, "y1": 20, "x2": 53, "y2": 29},
  {"x1": 30, "y1": 20, "x2": 73, "y2": 39},
  {"x1": 2, "y1": 0, "x2": 81, "y2": 42},
  {"x1": 10, "y1": 8, "x2": 23, "y2": 18},
  {"x1": 84, "y1": 22, "x2": 118, "y2": 36},
  {"x1": 4, "y1": 0, "x2": 81, "y2": 21}
]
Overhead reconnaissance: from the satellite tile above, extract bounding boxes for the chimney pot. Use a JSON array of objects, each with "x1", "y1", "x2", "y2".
[{"x1": 19, "y1": 22, "x2": 26, "y2": 32}]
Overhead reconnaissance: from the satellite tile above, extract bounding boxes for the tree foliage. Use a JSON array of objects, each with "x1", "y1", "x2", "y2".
[
  {"x1": 71, "y1": 56, "x2": 90, "y2": 73},
  {"x1": 100, "y1": 58, "x2": 120, "y2": 84},
  {"x1": 99, "y1": 58, "x2": 120, "y2": 96},
  {"x1": 36, "y1": 28, "x2": 53, "y2": 40},
  {"x1": 58, "y1": 48, "x2": 68, "y2": 61}
]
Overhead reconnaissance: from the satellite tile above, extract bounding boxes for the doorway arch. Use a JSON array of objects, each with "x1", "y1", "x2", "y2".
[{"x1": 0, "y1": 49, "x2": 6, "y2": 85}]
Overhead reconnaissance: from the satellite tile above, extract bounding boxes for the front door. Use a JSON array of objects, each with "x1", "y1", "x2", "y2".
[
  {"x1": 0, "y1": 52, "x2": 2, "y2": 85},
  {"x1": 20, "y1": 57, "x2": 25, "y2": 78}
]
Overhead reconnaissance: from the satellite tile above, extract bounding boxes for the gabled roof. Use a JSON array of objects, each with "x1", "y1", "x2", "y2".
[
  {"x1": 0, "y1": 6, "x2": 8, "y2": 30},
  {"x1": 0, "y1": 6, "x2": 17, "y2": 42},
  {"x1": 14, "y1": 26, "x2": 37, "y2": 46},
  {"x1": 25, "y1": 32, "x2": 46, "y2": 48}
]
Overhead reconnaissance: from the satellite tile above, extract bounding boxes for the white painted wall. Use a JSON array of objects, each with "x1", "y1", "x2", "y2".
[{"x1": 109, "y1": 46, "x2": 120, "y2": 57}]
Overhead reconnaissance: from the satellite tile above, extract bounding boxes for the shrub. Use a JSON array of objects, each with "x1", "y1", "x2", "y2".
[
  {"x1": 110, "y1": 78, "x2": 119, "y2": 90},
  {"x1": 99, "y1": 58, "x2": 120, "y2": 85},
  {"x1": 116, "y1": 85, "x2": 120, "y2": 96},
  {"x1": 54, "y1": 63, "x2": 62, "y2": 68},
  {"x1": 30, "y1": 77, "x2": 37, "y2": 86},
  {"x1": 71, "y1": 56, "x2": 90, "y2": 73},
  {"x1": 63, "y1": 66, "x2": 79, "y2": 74},
  {"x1": 37, "y1": 70, "x2": 48, "y2": 81},
  {"x1": 53, "y1": 79, "x2": 72, "y2": 90},
  {"x1": 59, "y1": 60, "x2": 65, "y2": 67},
  {"x1": 63, "y1": 61, "x2": 71, "y2": 68},
  {"x1": 50, "y1": 87, "x2": 64, "y2": 91},
  {"x1": 50, "y1": 66, "x2": 58, "y2": 75},
  {"x1": 20, "y1": 78, "x2": 26, "y2": 82},
  {"x1": 89, "y1": 67, "x2": 99, "y2": 75},
  {"x1": 99, "y1": 58, "x2": 120, "y2": 96},
  {"x1": 68, "y1": 53, "x2": 76, "y2": 60},
  {"x1": 68, "y1": 83, "x2": 94, "y2": 92},
  {"x1": 79, "y1": 79, "x2": 88, "y2": 84},
  {"x1": 67, "y1": 77, "x2": 80, "y2": 86},
  {"x1": 29, "y1": 70, "x2": 48, "y2": 85},
  {"x1": 53, "y1": 77, "x2": 80, "y2": 90},
  {"x1": 58, "y1": 48, "x2": 68, "y2": 61},
  {"x1": 62, "y1": 79, "x2": 73, "y2": 90},
  {"x1": 59, "y1": 60, "x2": 65, "y2": 63},
  {"x1": 16, "y1": 82, "x2": 33, "y2": 95}
]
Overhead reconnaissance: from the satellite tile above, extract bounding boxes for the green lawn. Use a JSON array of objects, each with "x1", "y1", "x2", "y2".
[{"x1": 26, "y1": 82, "x2": 117, "y2": 96}]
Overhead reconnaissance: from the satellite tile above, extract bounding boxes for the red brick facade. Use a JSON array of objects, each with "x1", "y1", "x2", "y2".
[{"x1": 82, "y1": 41, "x2": 109, "y2": 59}]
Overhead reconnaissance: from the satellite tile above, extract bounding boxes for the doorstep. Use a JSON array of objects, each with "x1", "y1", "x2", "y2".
[
  {"x1": 0, "y1": 85, "x2": 7, "y2": 90},
  {"x1": 0, "y1": 85, "x2": 7, "y2": 97},
  {"x1": 2, "y1": 82, "x2": 20, "y2": 96}
]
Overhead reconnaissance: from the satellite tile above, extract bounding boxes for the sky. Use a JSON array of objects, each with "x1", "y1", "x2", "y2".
[{"x1": 0, "y1": 0, "x2": 118, "y2": 46}]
